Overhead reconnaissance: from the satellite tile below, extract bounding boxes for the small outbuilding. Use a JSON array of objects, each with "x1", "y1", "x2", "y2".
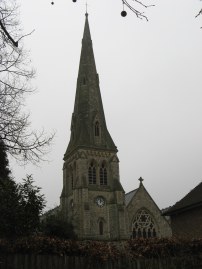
[{"x1": 163, "y1": 181, "x2": 202, "y2": 239}]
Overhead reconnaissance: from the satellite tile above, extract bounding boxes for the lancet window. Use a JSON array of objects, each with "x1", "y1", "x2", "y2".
[
  {"x1": 132, "y1": 209, "x2": 157, "y2": 239},
  {"x1": 99, "y1": 220, "x2": 104, "y2": 235},
  {"x1": 100, "y1": 162, "x2": 107, "y2": 185},
  {"x1": 88, "y1": 161, "x2": 96, "y2": 184},
  {"x1": 94, "y1": 121, "x2": 100, "y2": 137}
]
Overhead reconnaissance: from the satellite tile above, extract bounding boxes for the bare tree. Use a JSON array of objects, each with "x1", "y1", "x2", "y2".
[{"x1": 0, "y1": 0, "x2": 54, "y2": 164}]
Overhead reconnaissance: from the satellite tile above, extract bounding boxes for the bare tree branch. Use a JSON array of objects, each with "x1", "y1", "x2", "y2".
[
  {"x1": 195, "y1": 8, "x2": 202, "y2": 18},
  {"x1": 0, "y1": 0, "x2": 54, "y2": 164},
  {"x1": 195, "y1": 7, "x2": 202, "y2": 29},
  {"x1": 17, "y1": 29, "x2": 35, "y2": 44},
  {"x1": 122, "y1": 0, "x2": 155, "y2": 21},
  {"x1": 0, "y1": 18, "x2": 18, "y2": 47}
]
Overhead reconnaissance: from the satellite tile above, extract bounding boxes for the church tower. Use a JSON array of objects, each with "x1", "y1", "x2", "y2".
[{"x1": 60, "y1": 14, "x2": 128, "y2": 240}]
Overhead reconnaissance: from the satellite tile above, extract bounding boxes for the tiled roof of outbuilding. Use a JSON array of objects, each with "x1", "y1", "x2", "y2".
[{"x1": 163, "y1": 181, "x2": 202, "y2": 215}]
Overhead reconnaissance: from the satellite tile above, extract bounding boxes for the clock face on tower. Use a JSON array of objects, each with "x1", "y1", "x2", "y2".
[{"x1": 95, "y1": 196, "x2": 105, "y2": 207}]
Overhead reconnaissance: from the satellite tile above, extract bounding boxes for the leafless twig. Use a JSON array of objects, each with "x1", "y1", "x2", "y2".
[
  {"x1": 123, "y1": 0, "x2": 155, "y2": 21},
  {"x1": 195, "y1": 8, "x2": 202, "y2": 18}
]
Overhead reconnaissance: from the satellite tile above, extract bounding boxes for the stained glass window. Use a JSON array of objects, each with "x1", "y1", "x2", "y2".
[{"x1": 132, "y1": 209, "x2": 157, "y2": 238}]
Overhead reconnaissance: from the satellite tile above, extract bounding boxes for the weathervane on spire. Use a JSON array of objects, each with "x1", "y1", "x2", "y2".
[
  {"x1": 85, "y1": 1, "x2": 88, "y2": 16},
  {"x1": 86, "y1": 1, "x2": 88, "y2": 13}
]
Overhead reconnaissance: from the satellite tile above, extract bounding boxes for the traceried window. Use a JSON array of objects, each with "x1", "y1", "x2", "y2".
[
  {"x1": 88, "y1": 161, "x2": 96, "y2": 184},
  {"x1": 100, "y1": 162, "x2": 107, "y2": 185},
  {"x1": 94, "y1": 121, "x2": 100, "y2": 137},
  {"x1": 132, "y1": 209, "x2": 157, "y2": 239}
]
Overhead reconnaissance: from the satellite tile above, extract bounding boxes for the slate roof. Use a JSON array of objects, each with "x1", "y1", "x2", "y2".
[
  {"x1": 163, "y1": 181, "x2": 202, "y2": 215},
  {"x1": 64, "y1": 14, "x2": 117, "y2": 159},
  {"x1": 125, "y1": 189, "x2": 138, "y2": 206}
]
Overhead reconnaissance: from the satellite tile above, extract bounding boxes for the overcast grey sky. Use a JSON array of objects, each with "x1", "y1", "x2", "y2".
[{"x1": 11, "y1": 0, "x2": 202, "y2": 211}]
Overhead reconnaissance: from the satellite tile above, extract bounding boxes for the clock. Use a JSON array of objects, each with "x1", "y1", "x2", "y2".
[{"x1": 95, "y1": 196, "x2": 105, "y2": 207}]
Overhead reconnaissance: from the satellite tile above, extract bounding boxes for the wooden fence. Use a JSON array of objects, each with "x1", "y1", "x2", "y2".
[{"x1": 0, "y1": 254, "x2": 202, "y2": 269}]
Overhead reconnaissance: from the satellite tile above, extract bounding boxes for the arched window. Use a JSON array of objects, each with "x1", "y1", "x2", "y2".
[
  {"x1": 100, "y1": 162, "x2": 107, "y2": 185},
  {"x1": 138, "y1": 228, "x2": 141, "y2": 238},
  {"x1": 94, "y1": 121, "x2": 100, "y2": 137},
  {"x1": 99, "y1": 220, "x2": 104, "y2": 235},
  {"x1": 88, "y1": 161, "x2": 96, "y2": 184},
  {"x1": 132, "y1": 209, "x2": 157, "y2": 239},
  {"x1": 148, "y1": 228, "x2": 151, "y2": 238}
]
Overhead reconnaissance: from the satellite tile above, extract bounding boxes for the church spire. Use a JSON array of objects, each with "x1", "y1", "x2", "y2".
[
  {"x1": 64, "y1": 14, "x2": 117, "y2": 158},
  {"x1": 83, "y1": 12, "x2": 91, "y2": 41}
]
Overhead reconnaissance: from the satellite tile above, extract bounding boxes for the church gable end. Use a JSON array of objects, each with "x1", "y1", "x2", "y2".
[{"x1": 125, "y1": 178, "x2": 172, "y2": 238}]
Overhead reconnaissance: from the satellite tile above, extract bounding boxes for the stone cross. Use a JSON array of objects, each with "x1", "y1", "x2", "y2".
[{"x1": 138, "y1": 177, "x2": 144, "y2": 185}]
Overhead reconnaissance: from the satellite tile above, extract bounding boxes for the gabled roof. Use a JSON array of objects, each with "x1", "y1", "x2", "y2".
[
  {"x1": 125, "y1": 189, "x2": 138, "y2": 206},
  {"x1": 163, "y1": 181, "x2": 202, "y2": 216}
]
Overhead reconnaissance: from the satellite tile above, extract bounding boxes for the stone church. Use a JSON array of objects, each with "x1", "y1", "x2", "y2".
[{"x1": 60, "y1": 13, "x2": 171, "y2": 240}]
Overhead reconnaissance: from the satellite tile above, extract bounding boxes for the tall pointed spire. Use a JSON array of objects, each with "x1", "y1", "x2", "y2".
[
  {"x1": 83, "y1": 13, "x2": 91, "y2": 41},
  {"x1": 64, "y1": 14, "x2": 117, "y2": 159}
]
